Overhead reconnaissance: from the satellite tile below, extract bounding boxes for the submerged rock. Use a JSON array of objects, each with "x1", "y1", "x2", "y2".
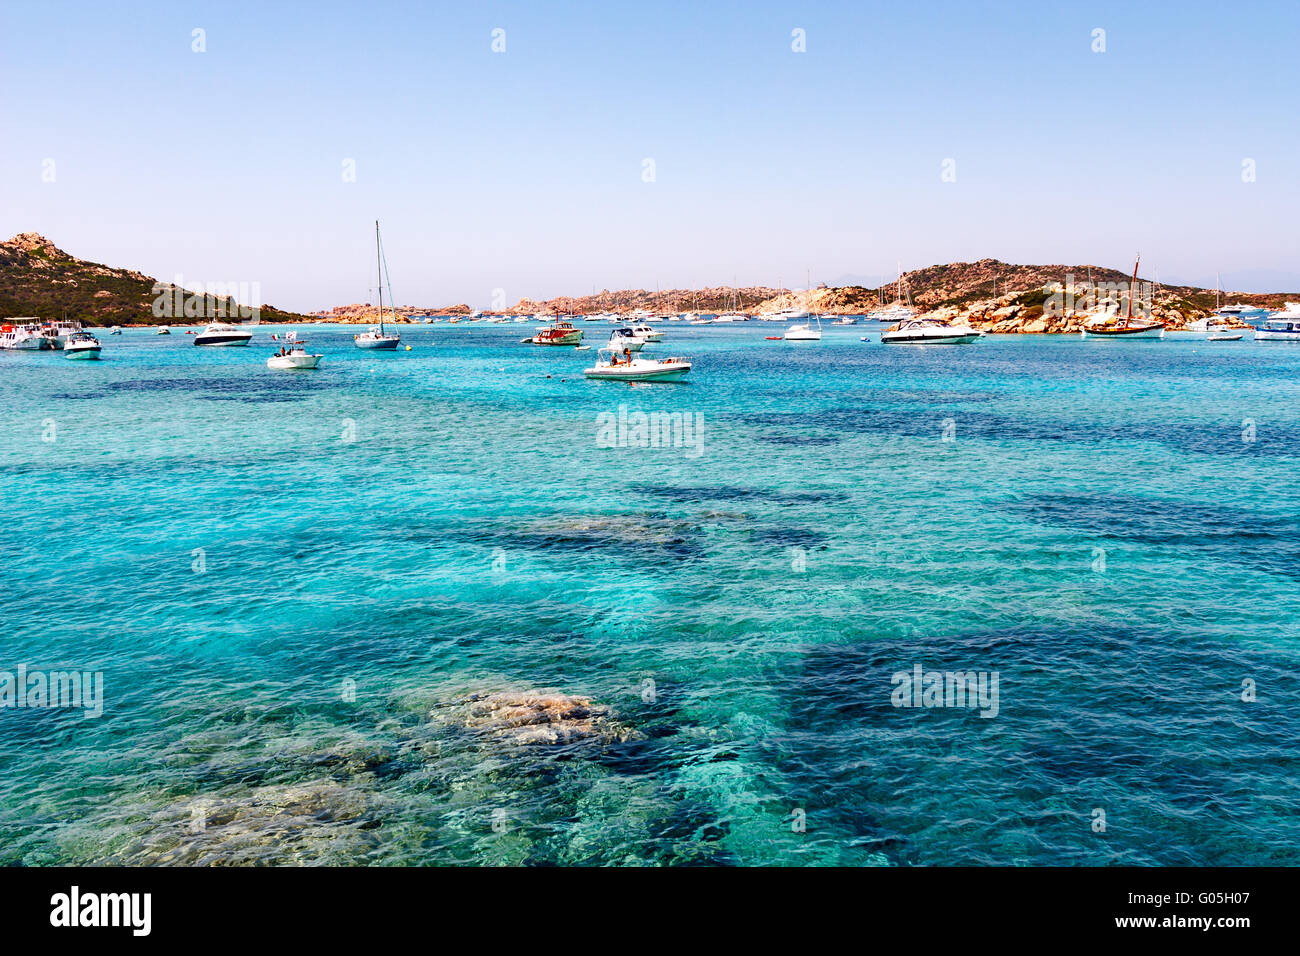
[
  {"x1": 439, "y1": 690, "x2": 635, "y2": 747},
  {"x1": 121, "y1": 779, "x2": 380, "y2": 866}
]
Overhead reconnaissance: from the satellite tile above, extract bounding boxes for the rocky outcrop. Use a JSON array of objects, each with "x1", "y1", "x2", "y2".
[{"x1": 443, "y1": 691, "x2": 634, "y2": 747}]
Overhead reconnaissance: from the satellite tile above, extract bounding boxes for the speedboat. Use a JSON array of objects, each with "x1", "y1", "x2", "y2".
[
  {"x1": 1255, "y1": 309, "x2": 1300, "y2": 342},
  {"x1": 881, "y1": 316, "x2": 984, "y2": 344},
  {"x1": 784, "y1": 314, "x2": 822, "y2": 340},
  {"x1": 109, "y1": 326, "x2": 122, "y2": 335},
  {"x1": 631, "y1": 324, "x2": 663, "y2": 342},
  {"x1": 62, "y1": 331, "x2": 102, "y2": 359},
  {"x1": 157, "y1": 326, "x2": 171, "y2": 335},
  {"x1": 608, "y1": 327, "x2": 646, "y2": 352},
  {"x1": 1207, "y1": 330, "x2": 1244, "y2": 341},
  {"x1": 355, "y1": 324, "x2": 401, "y2": 349},
  {"x1": 833, "y1": 316, "x2": 858, "y2": 325},
  {"x1": 0, "y1": 323, "x2": 46, "y2": 350},
  {"x1": 194, "y1": 322, "x2": 253, "y2": 346},
  {"x1": 268, "y1": 342, "x2": 322, "y2": 369},
  {"x1": 583, "y1": 348, "x2": 691, "y2": 382},
  {"x1": 526, "y1": 316, "x2": 584, "y2": 346},
  {"x1": 1218, "y1": 302, "x2": 1262, "y2": 315}
]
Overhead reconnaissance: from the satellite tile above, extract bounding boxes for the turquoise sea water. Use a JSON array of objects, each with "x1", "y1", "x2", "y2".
[{"x1": 1, "y1": 321, "x2": 1297, "y2": 866}]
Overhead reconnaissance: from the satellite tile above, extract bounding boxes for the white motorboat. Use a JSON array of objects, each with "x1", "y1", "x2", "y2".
[
  {"x1": 268, "y1": 342, "x2": 322, "y2": 369},
  {"x1": 608, "y1": 327, "x2": 646, "y2": 352},
  {"x1": 713, "y1": 312, "x2": 747, "y2": 323},
  {"x1": 157, "y1": 326, "x2": 171, "y2": 335},
  {"x1": 355, "y1": 220, "x2": 402, "y2": 350},
  {"x1": 583, "y1": 348, "x2": 691, "y2": 382},
  {"x1": 0, "y1": 322, "x2": 46, "y2": 350},
  {"x1": 631, "y1": 323, "x2": 663, "y2": 342},
  {"x1": 62, "y1": 331, "x2": 102, "y2": 359},
  {"x1": 881, "y1": 316, "x2": 985, "y2": 344},
  {"x1": 42, "y1": 317, "x2": 83, "y2": 347},
  {"x1": 784, "y1": 314, "x2": 822, "y2": 340},
  {"x1": 1217, "y1": 302, "x2": 1263, "y2": 315},
  {"x1": 1207, "y1": 330, "x2": 1244, "y2": 341},
  {"x1": 194, "y1": 322, "x2": 254, "y2": 346},
  {"x1": 1255, "y1": 310, "x2": 1300, "y2": 342},
  {"x1": 832, "y1": 316, "x2": 858, "y2": 325},
  {"x1": 109, "y1": 326, "x2": 122, "y2": 335}
]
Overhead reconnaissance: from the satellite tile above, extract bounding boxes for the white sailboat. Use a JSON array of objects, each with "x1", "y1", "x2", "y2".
[{"x1": 355, "y1": 221, "x2": 402, "y2": 350}]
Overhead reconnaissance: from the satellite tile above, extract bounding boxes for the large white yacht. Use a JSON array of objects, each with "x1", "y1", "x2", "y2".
[
  {"x1": 881, "y1": 316, "x2": 984, "y2": 344},
  {"x1": 194, "y1": 322, "x2": 254, "y2": 346},
  {"x1": 1255, "y1": 305, "x2": 1300, "y2": 341},
  {"x1": 0, "y1": 321, "x2": 46, "y2": 350}
]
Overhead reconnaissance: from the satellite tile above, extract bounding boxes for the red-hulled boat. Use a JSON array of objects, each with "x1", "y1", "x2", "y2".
[{"x1": 527, "y1": 315, "x2": 583, "y2": 346}]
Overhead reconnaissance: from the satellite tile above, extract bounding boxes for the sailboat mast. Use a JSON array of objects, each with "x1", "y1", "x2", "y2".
[
  {"x1": 375, "y1": 220, "x2": 384, "y2": 335},
  {"x1": 1127, "y1": 254, "x2": 1140, "y2": 326}
]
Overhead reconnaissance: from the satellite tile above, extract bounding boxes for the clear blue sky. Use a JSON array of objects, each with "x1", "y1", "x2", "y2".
[{"x1": 2, "y1": 0, "x2": 1297, "y2": 309}]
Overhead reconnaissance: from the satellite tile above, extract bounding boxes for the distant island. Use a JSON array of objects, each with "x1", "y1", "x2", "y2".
[{"x1": 3, "y1": 232, "x2": 1295, "y2": 333}]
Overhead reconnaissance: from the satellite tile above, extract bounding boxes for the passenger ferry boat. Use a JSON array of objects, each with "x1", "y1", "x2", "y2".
[
  {"x1": 0, "y1": 321, "x2": 47, "y2": 350},
  {"x1": 1255, "y1": 305, "x2": 1300, "y2": 341}
]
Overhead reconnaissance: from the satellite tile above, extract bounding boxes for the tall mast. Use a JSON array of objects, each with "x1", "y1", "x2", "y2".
[
  {"x1": 375, "y1": 220, "x2": 384, "y2": 335},
  {"x1": 1127, "y1": 254, "x2": 1140, "y2": 325}
]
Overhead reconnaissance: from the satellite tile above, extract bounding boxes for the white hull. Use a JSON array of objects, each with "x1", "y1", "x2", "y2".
[
  {"x1": 584, "y1": 362, "x2": 691, "y2": 382},
  {"x1": 881, "y1": 331, "x2": 982, "y2": 344},
  {"x1": 268, "y1": 353, "x2": 322, "y2": 369},
  {"x1": 1254, "y1": 329, "x2": 1300, "y2": 342},
  {"x1": 194, "y1": 324, "x2": 254, "y2": 347}
]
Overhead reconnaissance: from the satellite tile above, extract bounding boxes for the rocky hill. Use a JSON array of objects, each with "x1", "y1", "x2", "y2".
[
  {"x1": 0, "y1": 233, "x2": 310, "y2": 326},
  {"x1": 498, "y1": 259, "x2": 1295, "y2": 332}
]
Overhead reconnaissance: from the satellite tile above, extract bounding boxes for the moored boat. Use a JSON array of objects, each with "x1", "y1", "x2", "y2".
[
  {"x1": 194, "y1": 322, "x2": 254, "y2": 346},
  {"x1": 881, "y1": 316, "x2": 984, "y2": 344},
  {"x1": 527, "y1": 315, "x2": 583, "y2": 346},
  {"x1": 1254, "y1": 310, "x2": 1300, "y2": 342},
  {"x1": 0, "y1": 322, "x2": 46, "y2": 350},
  {"x1": 583, "y1": 348, "x2": 692, "y2": 382},
  {"x1": 1080, "y1": 255, "x2": 1164, "y2": 339},
  {"x1": 355, "y1": 221, "x2": 402, "y2": 350},
  {"x1": 608, "y1": 327, "x2": 646, "y2": 352},
  {"x1": 62, "y1": 331, "x2": 102, "y2": 359},
  {"x1": 268, "y1": 341, "x2": 322, "y2": 369}
]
